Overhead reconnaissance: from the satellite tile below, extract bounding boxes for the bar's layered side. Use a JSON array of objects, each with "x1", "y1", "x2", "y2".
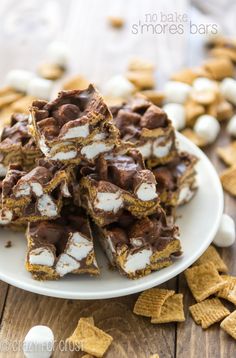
[
  {"x1": 78, "y1": 148, "x2": 159, "y2": 226},
  {"x1": 111, "y1": 96, "x2": 178, "y2": 167},
  {"x1": 95, "y1": 209, "x2": 181, "y2": 279},
  {"x1": 0, "y1": 160, "x2": 74, "y2": 224},
  {"x1": 26, "y1": 206, "x2": 99, "y2": 280},
  {"x1": 29, "y1": 85, "x2": 119, "y2": 164},
  {"x1": 0, "y1": 113, "x2": 41, "y2": 176}
]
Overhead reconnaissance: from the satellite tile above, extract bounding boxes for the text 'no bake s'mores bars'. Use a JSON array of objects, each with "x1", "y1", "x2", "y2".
[
  {"x1": 78, "y1": 148, "x2": 159, "y2": 226},
  {"x1": 95, "y1": 209, "x2": 181, "y2": 278},
  {"x1": 29, "y1": 84, "x2": 119, "y2": 164},
  {"x1": 111, "y1": 96, "x2": 178, "y2": 167},
  {"x1": 0, "y1": 159, "x2": 74, "y2": 225},
  {"x1": 26, "y1": 206, "x2": 99, "y2": 280}
]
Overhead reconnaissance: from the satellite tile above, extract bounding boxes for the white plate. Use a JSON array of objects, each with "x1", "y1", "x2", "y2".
[{"x1": 0, "y1": 133, "x2": 223, "y2": 299}]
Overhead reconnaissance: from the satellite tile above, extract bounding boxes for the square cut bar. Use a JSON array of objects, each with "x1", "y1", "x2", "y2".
[
  {"x1": 152, "y1": 152, "x2": 198, "y2": 207},
  {"x1": 0, "y1": 113, "x2": 41, "y2": 176},
  {"x1": 78, "y1": 148, "x2": 159, "y2": 226},
  {"x1": 29, "y1": 84, "x2": 119, "y2": 163},
  {"x1": 111, "y1": 96, "x2": 178, "y2": 167},
  {"x1": 0, "y1": 160, "x2": 74, "y2": 224},
  {"x1": 26, "y1": 206, "x2": 99, "y2": 280},
  {"x1": 95, "y1": 209, "x2": 181, "y2": 279}
]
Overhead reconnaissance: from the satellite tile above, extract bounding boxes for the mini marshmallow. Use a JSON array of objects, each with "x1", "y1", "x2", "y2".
[
  {"x1": 213, "y1": 214, "x2": 235, "y2": 247},
  {"x1": 226, "y1": 114, "x2": 236, "y2": 137},
  {"x1": 220, "y1": 78, "x2": 236, "y2": 106},
  {"x1": 46, "y1": 41, "x2": 69, "y2": 67},
  {"x1": 27, "y1": 78, "x2": 54, "y2": 100},
  {"x1": 193, "y1": 77, "x2": 218, "y2": 92},
  {"x1": 164, "y1": 81, "x2": 191, "y2": 104},
  {"x1": 103, "y1": 75, "x2": 135, "y2": 98},
  {"x1": 163, "y1": 103, "x2": 186, "y2": 130},
  {"x1": 6, "y1": 70, "x2": 35, "y2": 92},
  {"x1": 194, "y1": 114, "x2": 220, "y2": 144},
  {"x1": 23, "y1": 325, "x2": 54, "y2": 358}
]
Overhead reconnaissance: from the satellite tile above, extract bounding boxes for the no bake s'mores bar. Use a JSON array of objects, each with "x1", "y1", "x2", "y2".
[
  {"x1": 26, "y1": 207, "x2": 99, "y2": 280},
  {"x1": 111, "y1": 96, "x2": 177, "y2": 167},
  {"x1": 79, "y1": 148, "x2": 159, "y2": 226},
  {"x1": 29, "y1": 85, "x2": 119, "y2": 163},
  {"x1": 96, "y1": 209, "x2": 181, "y2": 279},
  {"x1": 0, "y1": 113, "x2": 41, "y2": 176},
  {"x1": 153, "y1": 152, "x2": 198, "y2": 207},
  {"x1": 0, "y1": 160, "x2": 74, "y2": 224}
]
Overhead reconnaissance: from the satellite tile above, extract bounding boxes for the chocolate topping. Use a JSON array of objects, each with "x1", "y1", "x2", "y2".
[
  {"x1": 132, "y1": 170, "x2": 156, "y2": 192},
  {"x1": 31, "y1": 84, "x2": 111, "y2": 141},
  {"x1": 106, "y1": 208, "x2": 178, "y2": 250},
  {"x1": 140, "y1": 105, "x2": 167, "y2": 129}
]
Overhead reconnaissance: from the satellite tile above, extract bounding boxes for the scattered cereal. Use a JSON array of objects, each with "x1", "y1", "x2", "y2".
[
  {"x1": 217, "y1": 275, "x2": 236, "y2": 305},
  {"x1": 220, "y1": 310, "x2": 236, "y2": 340},
  {"x1": 220, "y1": 166, "x2": 236, "y2": 196},
  {"x1": 66, "y1": 318, "x2": 113, "y2": 358},
  {"x1": 133, "y1": 288, "x2": 175, "y2": 318},
  {"x1": 151, "y1": 293, "x2": 185, "y2": 323},
  {"x1": 181, "y1": 128, "x2": 206, "y2": 147},
  {"x1": 193, "y1": 245, "x2": 228, "y2": 273},
  {"x1": 217, "y1": 141, "x2": 236, "y2": 166},
  {"x1": 189, "y1": 297, "x2": 230, "y2": 329},
  {"x1": 184, "y1": 262, "x2": 227, "y2": 302}
]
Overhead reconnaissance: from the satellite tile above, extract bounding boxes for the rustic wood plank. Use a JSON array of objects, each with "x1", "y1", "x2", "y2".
[
  {"x1": 0, "y1": 279, "x2": 176, "y2": 358},
  {"x1": 176, "y1": 129, "x2": 236, "y2": 358},
  {"x1": 0, "y1": 282, "x2": 8, "y2": 321}
]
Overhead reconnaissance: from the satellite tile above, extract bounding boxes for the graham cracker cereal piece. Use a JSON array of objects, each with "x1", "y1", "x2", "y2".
[
  {"x1": 217, "y1": 275, "x2": 236, "y2": 305},
  {"x1": 151, "y1": 293, "x2": 185, "y2": 323},
  {"x1": 189, "y1": 298, "x2": 230, "y2": 329},
  {"x1": 128, "y1": 58, "x2": 155, "y2": 72},
  {"x1": 38, "y1": 63, "x2": 65, "y2": 80},
  {"x1": 203, "y1": 57, "x2": 234, "y2": 80},
  {"x1": 216, "y1": 100, "x2": 233, "y2": 121},
  {"x1": 185, "y1": 100, "x2": 205, "y2": 127},
  {"x1": 210, "y1": 47, "x2": 236, "y2": 63},
  {"x1": 220, "y1": 166, "x2": 236, "y2": 196},
  {"x1": 66, "y1": 319, "x2": 113, "y2": 357},
  {"x1": 11, "y1": 95, "x2": 35, "y2": 113},
  {"x1": 63, "y1": 75, "x2": 90, "y2": 90},
  {"x1": 0, "y1": 91, "x2": 23, "y2": 109},
  {"x1": 184, "y1": 262, "x2": 227, "y2": 302},
  {"x1": 171, "y1": 68, "x2": 199, "y2": 85},
  {"x1": 220, "y1": 310, "x2": 236, "y2": 340},
  {"x1": 138, "y1": 90, "x2": 165, "y2": 106},
  {"x1": 181, "y1": 128, "x2": 206, "y2": 147},
  {"x1": 193, "y1": 245, "x2": 228, "y2": 273},
  {"x1": 133, "y1": 288, "x2": 175, "y2": 318},
  {"x1": 108, "y1": 16, "x2": 124, "y2": 29},
  {"x1": 150, "y1": 355, "x2": 160, "y2": 358},
  {"x1": 80, "y1": 317, "x2": 95, "y2": 326},
  {"x1": 126, "y1": 71, "x2": 155, "y2": 90},
  {"x1": 81, "y1": 355, "x2": 94, "y2": 358},
  {"x1": 217, "y1": 142, "x2": 236, "y2": 166}
]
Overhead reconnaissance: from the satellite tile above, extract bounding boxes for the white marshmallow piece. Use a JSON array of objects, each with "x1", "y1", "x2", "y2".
[
  {"x1": 226, "y1": 114, "x2": 236, "y2": 137},
  {"x1": 95, "y1": 192, "x2": 123, "y2": 213},
  {"x1": 220, "y1": 78, "x2": 236, "y2": 105},
  {"x1": 193, "y1": 77, "x2": 218, "y2": 92},
  {"x1": 194, "y1": 114, "x2": 220, "y2": 144},
  {"x1": 23, "y1": 325, "x2": 54, "y2": 358},
  {"x1": 29, "y1": 248, "x2": 55, "y2": 267},
  {"x1": 6, "y1": 69, "x2": 35, "y2": 92},
  {"x1": 123, "y1": 249, "x2": 152, "y2": 273},
  {"x1": 136, "y1": 183, "x2": 157, "y2": 201},
  {"x1": 46, "y1": 41, "x2": 69, "y2": 67},
  {"x1": 164, "y1": 81, "x2": 191, "y2": 104},
  {"x1": 27, "y1": 78, "x2": 54, "y2": 100},
  {"x1": 103, "y1": 75, "x2": 135, "y2": 98},
  {"x1": 163, "y1": 103, "x2": 186, "y2": 130},
  {"x1": 213, "y1": 214, "x2": 235, "y2": 247}
]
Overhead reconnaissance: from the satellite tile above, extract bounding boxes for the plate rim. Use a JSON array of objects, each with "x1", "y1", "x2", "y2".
[{"x1": 0, "y1": 133, "x2": 224, "y2": 299}]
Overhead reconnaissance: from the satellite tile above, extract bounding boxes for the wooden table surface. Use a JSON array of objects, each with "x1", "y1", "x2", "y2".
[{"x1": 0, "y1": 1, "x2": 235, "y2": 357}]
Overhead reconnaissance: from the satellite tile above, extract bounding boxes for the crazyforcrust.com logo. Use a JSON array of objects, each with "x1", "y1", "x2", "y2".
[{"x1": 131, "y1": 12, "x2": 218, "y2": 35}]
